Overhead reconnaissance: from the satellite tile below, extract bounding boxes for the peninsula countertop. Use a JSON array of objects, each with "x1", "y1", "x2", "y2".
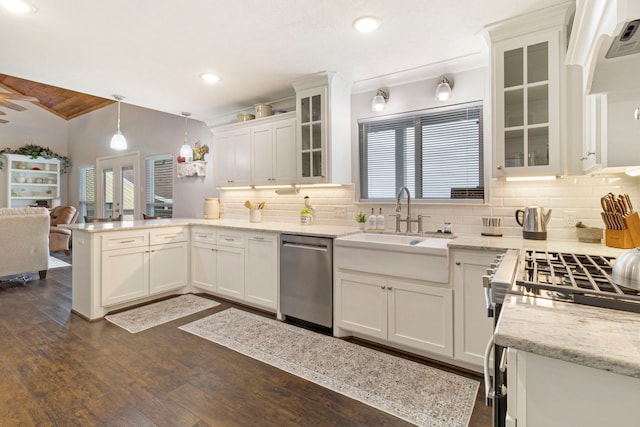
[
  {"x1": 495, "y1": 294, "x2": 640, "y2": 379},
  {"x1": 62, "y1": 218, "x2": 361, "y2": 238}
]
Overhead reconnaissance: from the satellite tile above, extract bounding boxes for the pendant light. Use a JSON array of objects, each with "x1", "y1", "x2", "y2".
[
  {"x1": 110, "y1": 95, "x2": 127, "y2": 150},
  {"x1": 179, "y1": 112, "x2": 193, "y2": 162}
]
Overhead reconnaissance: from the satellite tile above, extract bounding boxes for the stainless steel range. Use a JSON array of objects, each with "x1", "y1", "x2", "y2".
[{"x1": 483, "y1": 248, "x2": 640, "y2": 427}]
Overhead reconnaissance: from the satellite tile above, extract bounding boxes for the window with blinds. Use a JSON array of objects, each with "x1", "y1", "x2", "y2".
[
  {"x1": 145, "y1": 155, "x2": 173, "y2": 218},
  {"x1": 79, "y1": 166, "x2": 95, "y2": 220},
  {"x1": 359, "y1": 101, "x2": 484, "y2": 201}
]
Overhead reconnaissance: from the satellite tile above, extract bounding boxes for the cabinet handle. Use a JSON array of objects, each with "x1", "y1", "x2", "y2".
[
  {"x1": 164, "y1": 235, "x2": 177, "y2": 239},
  {"x1": 455, "y1": 261, "x2": 461, "y2": 266},
  {"x1": 198, "y1": 235, "x2": 209, "y2": 238},
  {"x1": 224, "y1": 238, "x2": 235, "y2": 242},
  {"x1": 252, "y1": 237, "x2": 264, "y2": 241},
  {"x1": 119, "y1": 239, "x2": 135, "y2": 244}
]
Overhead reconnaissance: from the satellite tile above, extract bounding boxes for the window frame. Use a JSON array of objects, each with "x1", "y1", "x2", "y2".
[
  {"x1": 358, "y1": 100, "x2": 485, "y2": 203},
  {"x1": 78, "y1": 165, "x2": 95, "y2": 220}
]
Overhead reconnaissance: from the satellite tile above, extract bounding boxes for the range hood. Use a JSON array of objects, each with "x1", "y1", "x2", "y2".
[{"x1": 567, "y1": 0, "x2": 640, "y2": 94}]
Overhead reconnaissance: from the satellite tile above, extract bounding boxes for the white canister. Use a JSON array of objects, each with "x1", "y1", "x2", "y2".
[
  {"x1": 204, "y1": 197, "x2": 220, "y2": 219},
  {"x1": 250, "y1": 209, "x2": 262, "y2": 223}
]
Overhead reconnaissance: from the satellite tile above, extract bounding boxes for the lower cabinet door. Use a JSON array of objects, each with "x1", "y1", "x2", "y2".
[
  {"x1": 149, "y1": 242, "x2": 188, "y2": 295},
  {"x1": 244, "y1": 234, "x2": 277, "y2": 310},
  {"x1": 216, "y1": 246, "x2": 245, "y2": 299},
  {"x1": 191, "y1": 242, "x2": 217, "y2": 292},
  {"x1": 387, "y1": 280, "x2": 453, "y2": 357},
  {"x1": 101, "y1": 246, "x2": 149, "y2": 306},
  {"x1": 334, "y1": 271, "x2": 387, "y2": 340}
]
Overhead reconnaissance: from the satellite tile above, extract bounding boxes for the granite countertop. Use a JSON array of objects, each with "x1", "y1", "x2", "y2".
[
  {"x1": 449, "y1": 235, "x2": 628, "y2": 257},
  {"x1": 62, "y1": 218, "x2": 361, "y2": 238},
  {"x1": 495, "y1": 294, "x2": 640, "y2": 379}
]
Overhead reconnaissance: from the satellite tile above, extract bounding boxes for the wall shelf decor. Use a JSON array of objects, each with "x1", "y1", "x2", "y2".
[{"x1": 177, "y1": 161, "x2": 206, "y2": 178}]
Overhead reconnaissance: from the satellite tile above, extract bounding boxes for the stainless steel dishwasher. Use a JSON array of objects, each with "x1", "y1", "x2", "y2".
[{"x1": 280, "y1": 234, "x2": 333, "y2": 330}]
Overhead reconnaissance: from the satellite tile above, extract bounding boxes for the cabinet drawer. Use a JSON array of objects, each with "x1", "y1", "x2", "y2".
[
  {"x1": 192, "y1": 227, "x2": 217, "y2": 243},
  {"x1": 150, "y1": 227, "x2": 188, "y2": 245},
  {"x1": 217, "y1": 232, "x2": 245, "y2": 248},
  {"x1": 101, "y1": 231, "x2": 148, "y2": 251}
]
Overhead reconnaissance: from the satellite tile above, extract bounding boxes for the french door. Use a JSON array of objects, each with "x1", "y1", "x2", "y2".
[{"x1": 96, "y1": 152, "x2": 140, "y2": 220}]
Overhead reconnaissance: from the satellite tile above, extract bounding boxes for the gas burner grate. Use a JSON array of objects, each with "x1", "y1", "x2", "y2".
[{"x1": 517, "y1": 250, "x2": 640, "y2": 313}]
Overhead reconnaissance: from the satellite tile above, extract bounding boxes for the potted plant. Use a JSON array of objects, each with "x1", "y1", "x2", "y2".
[
  {"x1": 354, "y1": 212, "x2": 367, "y2": 230},
  {"x1": 300, "y1": 208, "x2": 314, "y2": 225}
]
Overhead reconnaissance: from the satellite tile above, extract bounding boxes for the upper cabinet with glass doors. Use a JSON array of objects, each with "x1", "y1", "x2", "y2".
[
  {"x1": 486, "y1": 3, "x2": 574, "y2": 178},
  {"x1": 292, "y1": 72, "x2": 352, "y2": 184}
]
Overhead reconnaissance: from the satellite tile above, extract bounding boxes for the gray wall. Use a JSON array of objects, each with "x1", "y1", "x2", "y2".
[{"x1": 67, "y1": 103, "x2": 216, "y2": 218}]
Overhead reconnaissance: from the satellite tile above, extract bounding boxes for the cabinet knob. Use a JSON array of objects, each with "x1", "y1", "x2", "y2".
[
  {"x1": 496, "y1": 165, "x2": 503, "y2": 170},
  {"x1": 455, "y1": 261, "x2": 461, "y2": 266},
  {"x1": 387, "y1": 286, "x2": 393, "y2": 291},
  {"x1": 381, "y1": 285, "x2": 386, "y2": 290}
]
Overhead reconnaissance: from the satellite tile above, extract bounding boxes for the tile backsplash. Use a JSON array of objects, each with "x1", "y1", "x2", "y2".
[{"x1": 220, "y1": 174, "x2": 639, "y2": 240}]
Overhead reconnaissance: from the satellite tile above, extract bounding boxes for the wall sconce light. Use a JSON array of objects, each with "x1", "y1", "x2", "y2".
[
  {"x1": 110, "y1": 95, "x2": 127, "y2": 150},
  {"x1": 435, "y1": 76, "x2": 453, "y2": 101},
  {"x1": 371, "y1": 88, "x2": 389, "y2": 112},
  {"x1": 179, "y1": 112, "x2": 194, "y2": 162}
]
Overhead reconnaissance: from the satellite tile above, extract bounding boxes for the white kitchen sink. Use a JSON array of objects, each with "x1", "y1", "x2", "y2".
[{"x1": 334, "y1": 232, "x2": 451, "y2": 283}]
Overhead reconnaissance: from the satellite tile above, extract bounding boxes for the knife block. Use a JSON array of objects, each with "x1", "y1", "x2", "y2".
[
  {"x1": 623, "y1": 212, "x2": 640, "y2": 246},
  {"x1": 606, "y1": 229, "x2": 635, "y2": 249}
]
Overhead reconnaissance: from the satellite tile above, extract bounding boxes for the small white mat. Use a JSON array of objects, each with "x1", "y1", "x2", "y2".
[
  {"x1": 106, "y1": 294, "x2": 220, "y2": 333},
  {"x1": 48, "y1": 256, "x2": 71, "y2": 269}
]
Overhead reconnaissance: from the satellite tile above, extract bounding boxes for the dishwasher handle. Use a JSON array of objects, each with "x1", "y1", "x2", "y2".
[{"x1": 282, "y1": 242, "x2": 329, "y2": 252}]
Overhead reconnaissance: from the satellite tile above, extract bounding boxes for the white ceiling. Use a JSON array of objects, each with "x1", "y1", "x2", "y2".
[{"x1": 0, "y1": 0, "x2": 567, "y2": 124}]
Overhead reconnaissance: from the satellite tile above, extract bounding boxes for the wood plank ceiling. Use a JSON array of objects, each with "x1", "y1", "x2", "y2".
[{"x1": 0, "y1": 74, "x2": 114, "y2": 122}]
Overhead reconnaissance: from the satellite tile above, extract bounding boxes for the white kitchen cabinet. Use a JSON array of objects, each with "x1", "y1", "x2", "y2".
[
  {"x1": 507, "y1": 349, "x2": 640, "y2": 427},
  {"x1": 149, "y1": 241, "x2": 189, "y2": 294},
  {"x1": 191, "y1": 227, "x2": 217, "y2": 292},
  {"x1": 245, "y1": 232, "x2": 278, "y2": 310},
  {"x1": 0, "y1": 154, "x2": 60, "y2": 208},
  {"x1": 251, "y1": 114, "x2": 297, "y2": 185},
  {"x1": 189, "y1": 227, "x2": 279, "y2": 312},
  {"x1": 102, "y1": 245, "x2": 149, "y2": 306},
  {"x1": 100, "y1": 227, "x2": 188, "y2": 306},
  {"x1": 452, "y1": 249, "x2": 500, "y2": 367},
  {"x1": 335, "y1": 271, "x2": 453, "y2": 357},
  {"x1": 215, "y1": 231, "x2": 245, "y2": 300},
  {"x1": 214, "y1": 128, "x2": 251, "y2": 186},
  {"x1": 292, "y1": 72, "x2": 351, "y2": 184},
  {"x1": 486, "y1": 3, "x2": 573, "y2": 178}
]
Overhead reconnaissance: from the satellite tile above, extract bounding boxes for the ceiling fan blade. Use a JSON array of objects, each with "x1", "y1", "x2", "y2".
[
  {"x1": 0, "y1": 93, "x2": 39, "y2": 102},
  {"x1": 0, "y1": 118, "x2": 9, "y2": 124},
  {"x1": 0, "y1": 99, "x2": 27, "y2": 111},
  {"x1": 0, "y1": 110, "x2": 5, "y2": 115}
]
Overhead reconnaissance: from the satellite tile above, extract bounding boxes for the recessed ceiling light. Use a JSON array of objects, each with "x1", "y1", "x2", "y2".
[
  {"x1": 200, "y1": 73, "x2": 220, "y2": 84},
  {"x1": 0, "y1": 0, "x2": 36, "y2": 14},
  {"x1": 353, "y1": 16, "x2": 381, "y2": 33}
]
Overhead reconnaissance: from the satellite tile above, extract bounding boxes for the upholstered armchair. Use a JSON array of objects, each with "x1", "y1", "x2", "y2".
[
  {"x1": 0, "y1": 207, "x2": 49, "y2": 278},
  {"x1": 50, "y1": 206, "x2": 78, "y2": 255}
]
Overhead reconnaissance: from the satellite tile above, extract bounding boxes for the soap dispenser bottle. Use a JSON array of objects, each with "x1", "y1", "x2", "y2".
[
  {"x1": 367, "y1": 208, "x2": 377, "y2": 230},
  {"x1": 376, "y1": 208, "x2": 385, "y2": 231}
]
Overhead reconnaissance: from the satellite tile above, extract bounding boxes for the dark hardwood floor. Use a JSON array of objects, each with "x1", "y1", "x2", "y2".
[{"x1": 0, "y1": 253, "x2": 492, "y2": 426}]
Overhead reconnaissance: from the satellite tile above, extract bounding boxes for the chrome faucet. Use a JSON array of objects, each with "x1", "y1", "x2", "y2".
[
  {"x1": 395, "y1": 186, "x2": 411, "y2": 220},
  {"x1": 395, "y1": 186, "x2": 424, "y2": 233}
]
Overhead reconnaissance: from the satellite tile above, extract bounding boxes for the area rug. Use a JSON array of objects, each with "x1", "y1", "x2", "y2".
[
  {"x1": 179, "y1": 308, "x2": 479, "y2": 427},
  {"x1": 106, "y1": 294, "x2": 220, "y2": 333},
  {"x1": 48, "y1": 256, "x2": 71, "y2": 269}
]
